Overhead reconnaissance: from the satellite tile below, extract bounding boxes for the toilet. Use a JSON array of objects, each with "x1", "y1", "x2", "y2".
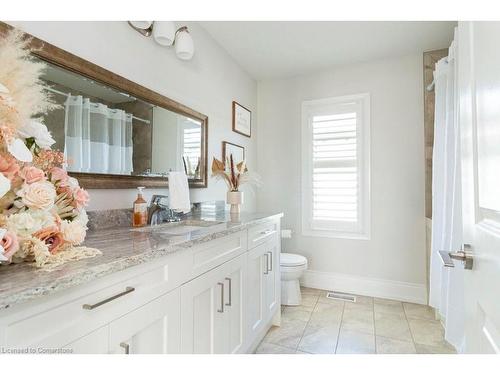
[{"x1": 280, "y1": 252, "x2": 308, "y2": 306}]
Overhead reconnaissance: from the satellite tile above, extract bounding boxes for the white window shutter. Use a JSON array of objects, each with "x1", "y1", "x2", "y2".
[{"x1": 302, "y1": 94, "x2": 370, "y2": 239}]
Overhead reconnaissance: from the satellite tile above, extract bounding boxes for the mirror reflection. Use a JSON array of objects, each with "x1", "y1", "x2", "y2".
[{"x1": 39, "y1": 60, "x2": 203, "y2": 180}]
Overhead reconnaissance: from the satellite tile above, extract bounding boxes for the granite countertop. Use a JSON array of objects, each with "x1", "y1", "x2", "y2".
[{"x1": 0, "y1": 212, "x2": 283, "y2": 311}]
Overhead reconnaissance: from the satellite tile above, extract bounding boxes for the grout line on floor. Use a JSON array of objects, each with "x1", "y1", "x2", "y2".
[{"x1": 333, "y1": 300, "x2": 346, "y2": 354}]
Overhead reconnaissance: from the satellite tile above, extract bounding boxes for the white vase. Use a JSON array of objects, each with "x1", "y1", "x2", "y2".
[{"x1": 227, "y1": 191, "x2": 244, "y2": 214}]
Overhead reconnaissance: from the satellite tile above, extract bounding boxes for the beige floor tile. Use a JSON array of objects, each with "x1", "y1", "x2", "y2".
[
  {"x1": 255, "y1": 342, "x2": 297, "y2": 354},
  {"x1": 374, "y1": 312, "x2": 413, "y2": 342},
  {"x1": 341, "y1": 305, "x2": 374, "y2": 334},
  {"x1": 300, "y1": 286, "x2": 323, "y2": 296},
  {"x1": 282, "y1": 306, "x2": 313, "y2": 322},
  {"x1": 374, "y1": 301, "x2": 405, "y2": 317},
  {"x1": 299, "y1": 293, "x2": 320, "y2": 309},
  {"x1": 309, "y1": 303, "x2": 344, "y2": 326},
  {"x1": 403, "y1": 302, "x2": 436, "y2": 320},
  {"x1": 408, "y1": 318, "x2": 446, "y2": 346},
  {"x1": 336, "y1": 328, "x2": 376, "y2": 354},
  {"x1": 263, "y1": 318, "x2": 308, "y2": 349},
  {"x1": 374, "y1": 297, "x2": 402, "y2": 305},
  {"x1": 415, "y1": 342, "x2": 457, "y2": 354},
  {"x1": 376, "y1": 336, "x2": 417, "y2": 354},
  {"x1": 353, "y1": 295, "x2": 374, "y2": 306},
  {"x1": 297, "y1": 322, "x2": 340, "y2": 354}
]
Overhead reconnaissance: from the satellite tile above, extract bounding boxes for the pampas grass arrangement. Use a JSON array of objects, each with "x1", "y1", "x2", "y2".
[{"x1": 211, "y1": 155, "x2": 261, "y2": 192}]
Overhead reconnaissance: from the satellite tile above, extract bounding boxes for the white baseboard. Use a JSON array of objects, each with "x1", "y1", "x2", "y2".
[{"x1": 301, "y1": 270, "x2": 428, "y2": 304}]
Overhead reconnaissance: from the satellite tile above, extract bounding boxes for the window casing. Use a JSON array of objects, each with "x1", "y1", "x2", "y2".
[{"x1": 301, "y1": 93, "x2": 370, "y2": 239}]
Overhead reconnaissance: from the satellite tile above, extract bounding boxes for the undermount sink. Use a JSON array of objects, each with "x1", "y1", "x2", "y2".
[{"x1": 131, "y1": 219, "x2": 223, "y2": 235}]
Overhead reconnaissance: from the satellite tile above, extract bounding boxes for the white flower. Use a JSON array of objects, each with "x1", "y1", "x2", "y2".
[
  {"x1": 7, "y1": 212, "x2": 39, "y2": 237},
  {"x1": 0, "y1": 173, "x2": 11, "y2": 198},
  {"x1": 7, "y1": 210, "x2": 55, "y2": 238},
  {"x1": 7, "y1": 138, "x2": 33, "y2": 162},
  {"x1": 18, "y1": 120, "x2": 55, "y2": 150},
  {"x1": 61, "y1": 220, "x2": 86, "y2": 245},
  {"x1": 17, "y1": 181, "x2": 56, "y2": 211},
  {"x1": 67, "y1": 176, "x2": 80, "y2": 189},
  {"x1": 74, "y1": 209, "x2": 89, "y2": 227}
]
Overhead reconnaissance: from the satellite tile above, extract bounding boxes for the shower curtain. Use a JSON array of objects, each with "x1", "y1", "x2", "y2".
[
  {"x1": 429, "y1": 28, "x2": 465, "y2": 352},
  {"x1": 64, "y1": 95, "x2": 133, "y2": 175}
]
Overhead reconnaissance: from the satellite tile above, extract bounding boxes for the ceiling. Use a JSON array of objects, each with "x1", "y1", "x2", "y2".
[{"x1": 199, "y1": 21, "x2": 456, "y2": 80}]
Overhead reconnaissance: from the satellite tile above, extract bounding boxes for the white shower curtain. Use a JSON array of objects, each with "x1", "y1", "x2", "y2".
[
  {"x1": 64, "y1": 95, "x2": 133, "y2": 175},
  {"x1": 429, "y1": 28, "x2": 465, "y2": 352}
]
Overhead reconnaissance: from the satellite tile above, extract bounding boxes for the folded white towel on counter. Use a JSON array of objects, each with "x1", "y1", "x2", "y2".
[{"x1": 168, "y1": 172, "x2": 191, "y2": 214}]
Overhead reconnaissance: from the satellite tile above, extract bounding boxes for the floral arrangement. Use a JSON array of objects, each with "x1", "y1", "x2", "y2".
[
  {"x1": 0, "y1": 29, "x2": 97, "y2": 268},
  {"x1": 211, "y1": 155, "x2": 261, "y2": 192}
]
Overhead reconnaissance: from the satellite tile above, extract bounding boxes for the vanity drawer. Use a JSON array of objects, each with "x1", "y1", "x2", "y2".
[
  {"x1": 1, "y1": 256, "x2": 186, "y2": 350},
  {"x1": 187, "y1": 231, "x2": 247, "y2": 280},
  {"x1": 248, "y1": 221, "x2": 278, "y2": 249}
]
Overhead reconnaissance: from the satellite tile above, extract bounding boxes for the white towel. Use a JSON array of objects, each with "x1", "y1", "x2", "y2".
[{"x1": 169, "y1": 172, "x2": 191, "y2": 214}]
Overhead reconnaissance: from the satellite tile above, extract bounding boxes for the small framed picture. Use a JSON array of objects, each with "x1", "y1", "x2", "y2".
[
  {"x1": 232, "y1": 101, "x2": 252, "y2": 137},
  {"x1": 222, "y1": 141, "x2": 245, "y2": 165}
]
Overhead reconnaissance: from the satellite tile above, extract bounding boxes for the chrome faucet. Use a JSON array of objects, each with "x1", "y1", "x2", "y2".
[{"x1": 148, "y1": 195, "x2": 182, "y2": 225}]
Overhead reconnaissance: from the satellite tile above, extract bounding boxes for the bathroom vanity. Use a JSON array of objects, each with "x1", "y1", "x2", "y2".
[{"x1": 0, "y1": 212, "x2": 282, "y2": 354}]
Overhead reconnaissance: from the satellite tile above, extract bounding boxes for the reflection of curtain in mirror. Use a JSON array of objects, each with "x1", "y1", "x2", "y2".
[
  {"x1": 64, "y1": 95, "x2": 133, "y2": 175},
  {"x1": 182, "y1": 125, "x2": 201, "y2": 178}
]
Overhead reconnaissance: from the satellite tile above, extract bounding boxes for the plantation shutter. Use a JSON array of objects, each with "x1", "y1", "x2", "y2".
[
  {"x1": 302, "y1": 94, "x2": 369, "y2": 237},
  {"x1": 182, "y1": 125, "x2": 202, "y2": 177}
]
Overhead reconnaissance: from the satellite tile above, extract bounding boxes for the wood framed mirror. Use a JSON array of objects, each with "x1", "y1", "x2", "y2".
[{"x1": 0, "y1": 22, "x2": 208, "y2": 189}]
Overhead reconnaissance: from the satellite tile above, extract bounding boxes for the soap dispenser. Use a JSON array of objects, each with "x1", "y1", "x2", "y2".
[{"x1": 133, "y1": 186, "x2": 147, "y2": 227}]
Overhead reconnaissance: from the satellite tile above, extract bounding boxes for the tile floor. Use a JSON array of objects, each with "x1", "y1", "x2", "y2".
[{"x1": 255, "y1": 287, "x2": 456, "y2": 354}]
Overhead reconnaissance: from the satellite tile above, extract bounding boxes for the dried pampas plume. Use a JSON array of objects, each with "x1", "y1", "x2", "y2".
[{"x1": 0, "y1": 29, "x2": 58, "y2": 135}]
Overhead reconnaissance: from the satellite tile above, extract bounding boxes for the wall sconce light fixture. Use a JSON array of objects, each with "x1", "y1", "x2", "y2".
[{"x1": 128, "y1": 21, "x2": 194, "y2": 61}]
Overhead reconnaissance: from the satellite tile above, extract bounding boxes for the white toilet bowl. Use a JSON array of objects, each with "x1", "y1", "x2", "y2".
[{"x1": 280, "y1": 253, "x2": 308, "y2": 306}]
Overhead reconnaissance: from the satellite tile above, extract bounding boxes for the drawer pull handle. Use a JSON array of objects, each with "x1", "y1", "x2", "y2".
[
  {"x1": 217, "y1": 282, "x2": 225, "y2": 313},
  {"x1": 82, "y1": 286, "x2": 135, "y2": 310},
  {"x1": 120, "y1": 342, "x2": 130, "y2": 354},
  {"x1": 264, "y1": 253, "x2": 269, "y2": 275},
  {"x1": 268, "y1": 251, "x2": 273, "y2": 272},
  {"x1": 225, "y1": 277, "x2": 232, "y2": 307},
  {"x1": 253, "y1": 229, "x2": 275, "y2": 243}
]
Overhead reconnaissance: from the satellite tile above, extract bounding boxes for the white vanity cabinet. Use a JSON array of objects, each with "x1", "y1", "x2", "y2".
[
  {"x1": 180, "y1": 253, "x2": 246, "y2": 354},
  {"x1": 108, "y1": 288, "x2": 181, "y2": 354},
  {"x1": 246, "y1": 228, "x2": 280, "y2": 346},
  {"x1": 0, "y1": 217, "x2": 282, "y2": 354}
]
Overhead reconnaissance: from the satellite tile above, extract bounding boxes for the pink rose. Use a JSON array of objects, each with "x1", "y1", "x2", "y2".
[
  {"x1": 21, "y1": 166, "x2": 46, "y2": 184},
  {"x1": 72, "y1": 187, "x2": 89, "y2": 209},
  {"x1": 17, "y1": 181, "x2": 56, "y2": 210},
  {"x1": 0, "y1": 153, "x2": 20, "y2": 180},
  {"x1": 33, "y1": 226, "x2": 64, "y2": 254},
  {"x1": 50, "y1": 167, "x2": 69, "y2": 186},
  {"x1": 1, "y1": 231, "x2": 19, "y2": 260}
]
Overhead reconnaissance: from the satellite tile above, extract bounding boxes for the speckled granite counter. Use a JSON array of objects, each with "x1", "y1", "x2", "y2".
[{"x1": 0, "y1": 212, "x2": 283, "y2": 310}]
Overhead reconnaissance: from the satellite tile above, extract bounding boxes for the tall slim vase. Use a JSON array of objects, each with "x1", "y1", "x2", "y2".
[{"x1": 227, "y1": 191, "x2": 243, "y2": 214}]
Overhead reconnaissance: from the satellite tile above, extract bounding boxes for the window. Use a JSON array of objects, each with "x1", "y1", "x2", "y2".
[{"x1": 301, "y1": 94, "x2": 370, "y2": 239}]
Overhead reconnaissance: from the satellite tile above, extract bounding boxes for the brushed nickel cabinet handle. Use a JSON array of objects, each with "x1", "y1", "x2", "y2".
[
  {"x1": 82, "y1": 287, "x2": 135, "y2": 310},
  {"x1": 217, "y1": 282, "x2": 225, "y2": 313},
  {"x1": 120, "y1": 342, "x2": 130, "y2": 354},
  {"x1": 225, "y1": 277, "x2": 232, "y2": 307},
  {"x1": 264, "y1": 253, "x2": 269, "y2": 275},
  {"x1": 268, "y1": 251, "x2": 273, "y2": 272}
]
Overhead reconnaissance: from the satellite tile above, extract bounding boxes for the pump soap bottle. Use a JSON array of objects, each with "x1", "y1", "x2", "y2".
[{"x1": 133, "y1": 186, "x2": 147, "y2": 227}]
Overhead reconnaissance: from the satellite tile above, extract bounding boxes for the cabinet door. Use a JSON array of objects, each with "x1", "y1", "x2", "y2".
[
  {"x1": 180, "y1": 254, "x2": 246, "y2": 354},
  {"x1": 264, "y1": 239, "x2": 280, "y2": 318},
  {"x1": 64, "y1": 326, "x2": 109, "y2": 354},
  {"x1": 108, "y1": 288, "x2": 181, "y2": 354},
  {"x1": 246, "y1": 243, "x2": 268, "y2": 342},
  {"x1": 225, "y1": 257, "x2": 246, "y2": 354}
]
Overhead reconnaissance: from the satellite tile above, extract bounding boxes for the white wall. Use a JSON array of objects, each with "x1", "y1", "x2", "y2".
[
  {"x1": 8, "y1": 21, "x2": 258, "y2": 211},
  {"x1": 257, "y1": 54, "x2": 427, "y2": 301}
]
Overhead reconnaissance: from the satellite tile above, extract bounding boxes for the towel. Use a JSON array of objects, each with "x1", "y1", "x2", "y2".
[{"x1": 168, "y1": 172, "x2": 191, "y2": 214}]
